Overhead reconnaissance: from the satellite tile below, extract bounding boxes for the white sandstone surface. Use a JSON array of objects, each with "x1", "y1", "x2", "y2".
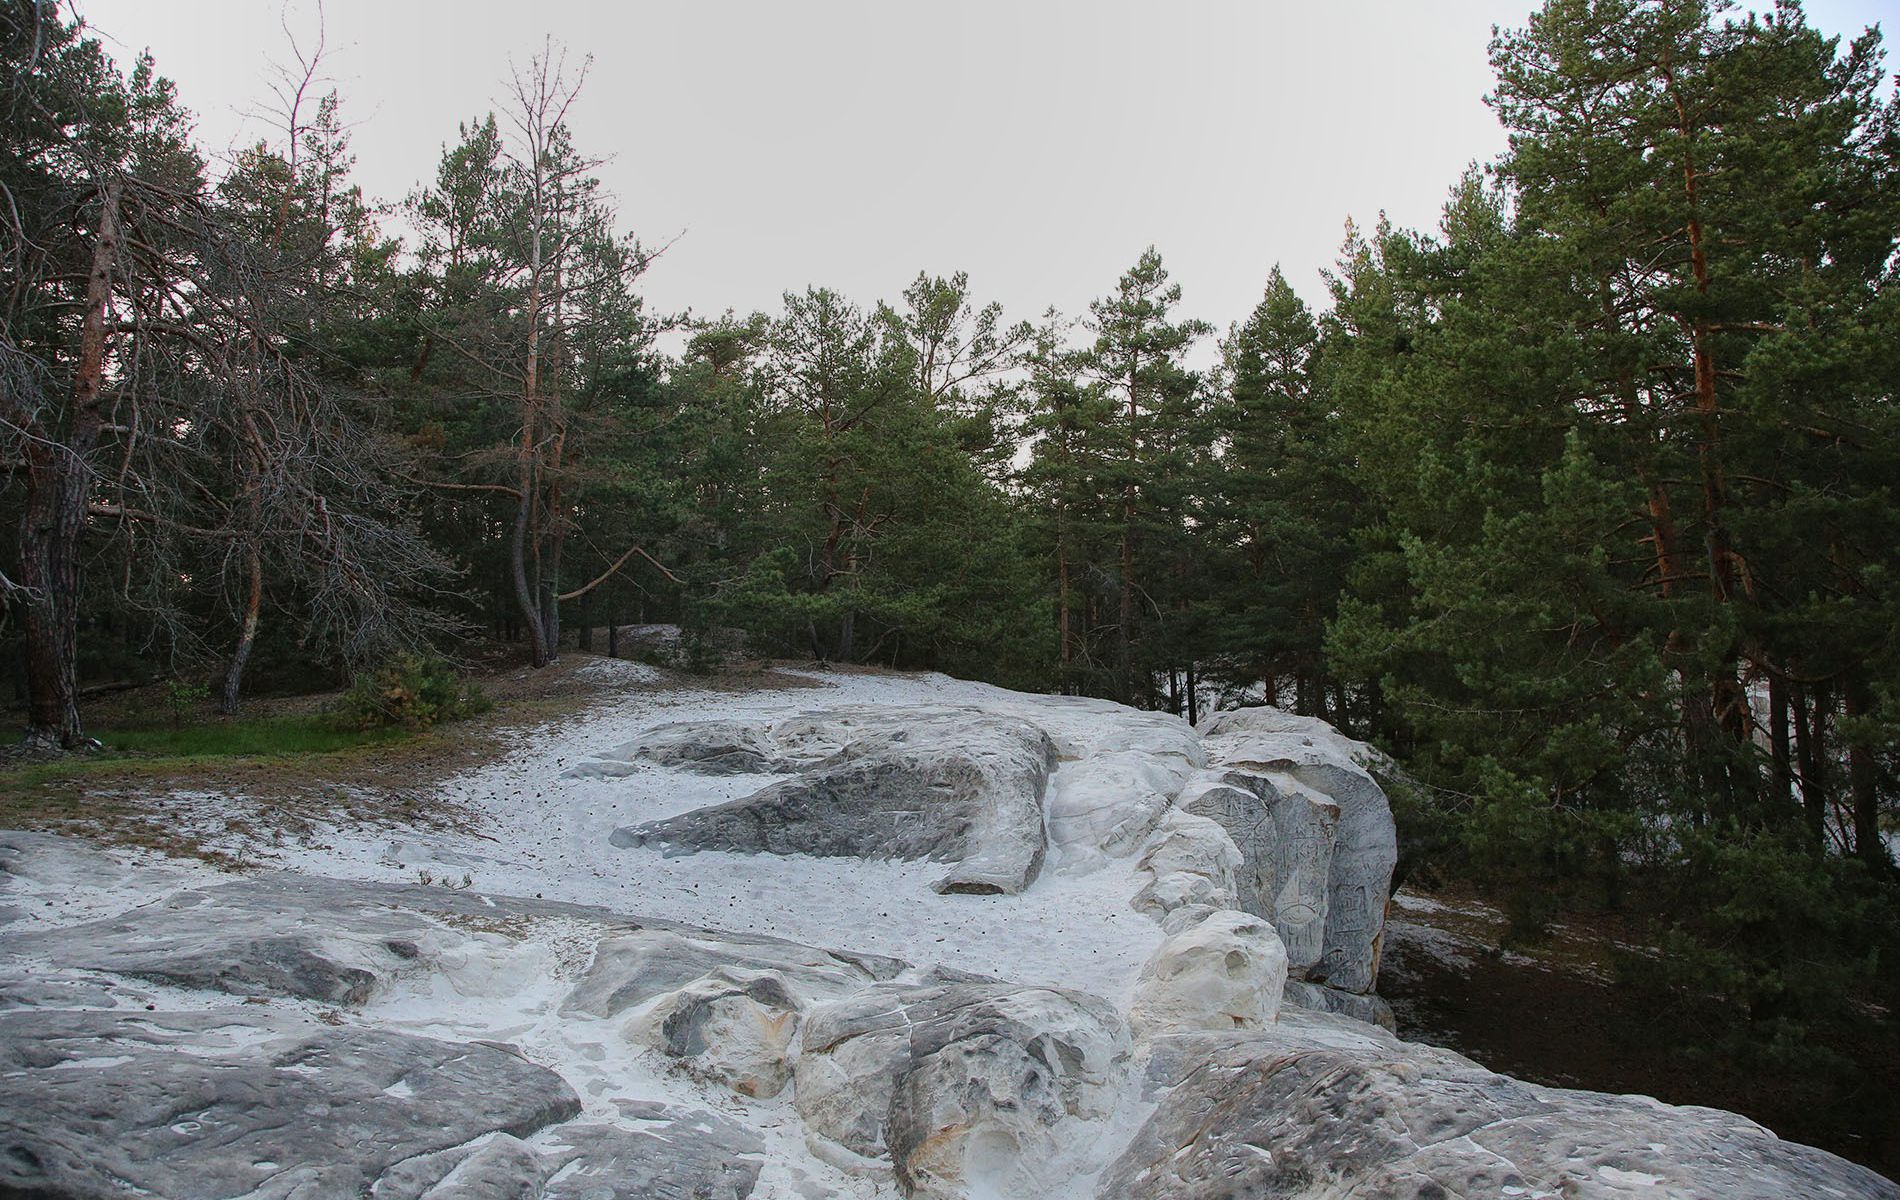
[{"x1": 4, "y1": 665, "x2": 1890, "y2": 1200}]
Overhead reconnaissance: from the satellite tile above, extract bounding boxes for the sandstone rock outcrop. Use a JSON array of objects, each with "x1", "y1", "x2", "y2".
[
  {"x1": 606, "y1": 707, "x2": 1057, "y2": 894},
  {"x1": 794, "y1": 976, "x2": 1132, "y2": 1199},
  {"x1": 1189, "y1": 706, "x2": 1399, "y2": 995},
  {"x1": 626, "y1": 966, "x2": 804, "y2": 1098},
  {"x1": 1103, "y1": 1012, "x2": 1900, "y2": 1200},
  {"x1": 0, "y1": 1009, "x2": 582, "y2": 1199},
  {"x1": 1128, "y1": 907, "x2": 1288, "y2": 1038},
  {"x1": 1129, "y1": 809, "x2": 1242, "y2": 920},
  {"x1": 3, "y1": 671, "x2": 1891, "y2": 1200}
]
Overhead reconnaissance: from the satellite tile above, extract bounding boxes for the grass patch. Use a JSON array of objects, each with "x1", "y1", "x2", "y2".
[
  {"x1": 96, "y1": 715, "x2": 408, "y2": 758},
  {"x1": 0, "y1": 716, "x2": 415, "y2": 796}
]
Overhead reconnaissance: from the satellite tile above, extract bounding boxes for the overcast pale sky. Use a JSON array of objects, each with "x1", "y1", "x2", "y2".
[{"x1": 77, "y1": 0, "x2": 1896, "y2": 341}]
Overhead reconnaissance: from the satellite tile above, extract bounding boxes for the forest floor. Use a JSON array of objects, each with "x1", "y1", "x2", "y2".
[
  {"x1": 0, "y1": 640, "x2": 820, "y2": 865},
  {"x1": 1382, "y1": 886, "x2": 1900, "y2": 1177}
]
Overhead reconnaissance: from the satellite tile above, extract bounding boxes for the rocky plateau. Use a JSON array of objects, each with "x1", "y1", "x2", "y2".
[{"x1": 2, "y1": 665, "x2": 1892, "y2": 1199}]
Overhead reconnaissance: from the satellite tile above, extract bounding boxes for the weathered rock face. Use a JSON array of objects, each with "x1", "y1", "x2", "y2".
[
  {"x1": 1176, "y1": 774, "x2": 1338, "y2": 973},
  {"x1": 11, "y1": 871, "x2": 903, "y2": 1017},
  {"x1": 563, "y1": 927, "x2": 898, "y2": 1019},
  {"x1": 535, "y1": 1113, "x2": 764, "y2": 1200},
  {"x1": 0, "y1": 1009, "x2": 582, "y2": 1200},
  {"x1": 603, "y1": 717, "x2": 783, "y2": 775},
  {"x1": 1104, "y1": 1015, "x2": 1900, "y2": 1200},
  {"x1": 794, "y1": 976, "x2": 1132, "y2": 1199},
  {"x1": 627, "y1": 967, "x2": 804, "y2": 1098},
  {"x1": 1191, "y1": 706, "x2": 1399, "y2": 995},
  {"x1": 369, "y1": 1133, "x2": 547, "y2": 1199},
  {"x1": 1130, "y1": 809, "x2": 1241, "y2": 920},
  {"x1": 1128, "y1": 908, "x2": 1288, "y2": 1038},
  {"x1": 6, "y1": 875, "x2": 508, "y2": 1006},
  {"x1": 1281, "y1": 977, "x2": 1397, "y2": 1031},
  {"x1": 608, "y1": 707, "x2": 1058, "y2": 895},
  {"x1": 1044, "y1": 750, "x2": 1194, "y2": 870},
  {"x1": 366, "y1": 1113, "x2": 765, "y2": 1200}
]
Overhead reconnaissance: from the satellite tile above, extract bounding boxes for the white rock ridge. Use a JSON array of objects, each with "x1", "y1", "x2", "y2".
[
  {"x1": 1191, "y1": 705, "x2": 1400, "y2": 997},
  {"x1": 0, "y1": 671, "x2": 1890, "y2": 1200}
]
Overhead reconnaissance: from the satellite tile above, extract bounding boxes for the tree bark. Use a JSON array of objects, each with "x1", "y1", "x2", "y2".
[
  {"x1": 1844, "y1": 675, "x2": 1887, "y2": 870},
  {"x1": 219, "y1": 546, "x2": 263, "y2": 715},
  {"x1": 510, "y1": 483, "x2": 549, "y2": 666},
  {"x1": 1767, "y1": 672, "x2": 1793, "y2": 816},
  {"x1": 1793, "y1": 681, "x2": 1829, "y2": 852},
  {"x1": 18, "y1": 182, "x2": 120, "y2": 750}
]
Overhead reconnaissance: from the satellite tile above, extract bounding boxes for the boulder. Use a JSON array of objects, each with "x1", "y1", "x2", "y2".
[
  {"x1": 1189, "y1": 706, "x2": 1399, "y2": 994},
  {"x1": 612, "y1": 707, "x2": 1057, "y2": 896},
  {"x1": 564, "y1": 928, "x2": 896, "y2": 1019},
  {"x1": 0, "y1": 1009, "x2": 580, "y2": 1200},
  {"x1": 1130, "y1": 810, "x2": 1241, "y2": 920},
  {"x1": 1103, "y1": 1017, "x2": 1900, "y2": 1200},
  {"x1": 1281, "y1": 978, "x2": 1397, "y2": 1031},
  {"x1": 538, "y1": 1114, "x2": 762, "y2": 1200},
  {"x1": 1178, "y1": 772, "x2": 1338, "y2": 974},
  {"x1": 627, "y1": 967, "x2": 803, "y2": 1098},
  {"x1": 1199, "y1": 705, "x2": 1395, "y2": 778},
  {"x1": 1128, "y1": 908, "x2": 1288, "y2": 1038},
  {"x1": 794, "y1": 977, "x2": 1131, "y2": 1199}
]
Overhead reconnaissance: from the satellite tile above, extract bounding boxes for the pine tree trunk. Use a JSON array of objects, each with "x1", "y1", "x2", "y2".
[
  {"x1": 510, "y1": 485, "x2": 549, "y2": 667},
  {"x1": 19, "y1": 452, "x2": 90, "y2": 751},
  {"x1": 1057, "y1": 537, "x2": 1072, "y2": 670},
  {"x1": 1793, "y1": 682, "x2": 1828, "y2": 852},
  {"x1": 514, "y1": 174, "x2": 552, "y2": 669},
  {"x1": 540, "y1": 517, "x2": 562, "y2": 662},
  {"x1": 1767, "y1": 673, "x2": 1793, "y2": 817},
  {"x1": 220, "y1": 546, "x2": 264, "y2": 715},
  {"x1": 1119, "y1": 365, "x2": 1139, "y2": 704},
  {"x1": 19, "y1": 182, "x2": 120, "y2": 751},
  {"x1": 1844, "y1": 676, "x2": 1887, "y2": 869}
]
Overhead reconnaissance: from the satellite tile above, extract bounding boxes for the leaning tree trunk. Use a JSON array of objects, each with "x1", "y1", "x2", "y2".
[
  {"x1": 220, "y1": 546, "x2": 263, "y2": 715},
  {"x1": 509, "y1": 485, "x2": 550, "y2": 668},
  {"x1": 18, "y1": 182, "x2": 120, "y2": 751}
]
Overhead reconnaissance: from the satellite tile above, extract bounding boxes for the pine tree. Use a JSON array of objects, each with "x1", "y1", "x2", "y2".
[
  {"x1": 1206, "y1": 265, "x2": 1355, "y2": 717},
  {"x1": 1074, "y1": 249, "x2": 1211, "y2": 704}
]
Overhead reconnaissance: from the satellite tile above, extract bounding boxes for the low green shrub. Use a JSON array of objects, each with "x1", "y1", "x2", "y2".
[{"x1": 329, "y1": 654, "x2": 491, "y2": 732}]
